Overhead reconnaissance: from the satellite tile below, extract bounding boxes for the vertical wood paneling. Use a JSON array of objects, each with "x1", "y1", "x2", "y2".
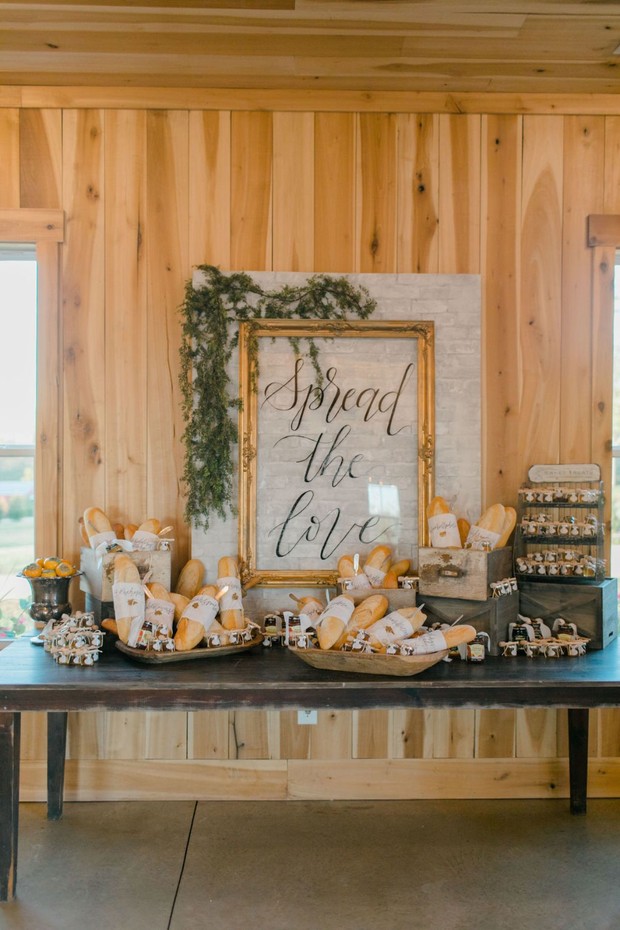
[
  {"x1": 146, "y1": 110, "x2": 190, "y2": 575},
  {"x1": 273, "y1": 111, "x2": 314, "y2": 271},
  {"x1": 311, "y1": 711, "x2": 352, "y2": 760},
  {"x1": 433, "y1": 710, "x2": 475, "y2": 759},
  {"x1": 229, "y1": 711, "x2": 277, "y2": 760},
  {"x1": 67, "y1": 712, "x2": 106, "y2": 760},
  {"x1": 19, "y1": 109, "x2": 62, "y2": 208},
  {"x1": 438, "y1": 114, "x2": 481, "y2": 274},
  {"x1": 516, "y1": 709, "x2": 558, "y2": 758},
  {"x1": 231, "y1": 111, "x2": 272, "y2": 270},
  {"x1": 481, "y1": 114, "x2": 522, "y2": 507},
  {"x1": 357, "y1": 113, "x2": 397, "y2": 273},
  {"x1": 279, "y1": 711, "x2": 311, "y2": 760},
  {"x1": 518, "y1": 116, "x2": 563, "y2": 470},
  {"x1": 390, "y1": 710, "x2": 432, "y2": 759},
  {"x1": 314, "y1": 112, "x2": 356, "y2": 272},
  {"x1": 352, "y1": 711, "x2": 389, "y2": 759},
  {"x1": 188, "y1": 110, "x2": 231, "y2": 270},
  {"x1": 104, "y1": 110, "x2": 147, "y2": 522},
  {"x1": 188, "y1": 711, "x2": 232, "y2": 760},
  {"x1": 61, "y1": 109, "x2": 106, "y2": 567},
  {"x1": 35, "y1": 241, "x2": 61, "y2": 558},
  {"x1": 0, "y1": 109, "x2": 20, "y2": 207},
  {"x1": 476, "y1": 710, "x2": 515, "y2": 758},
  {"x1": 397, "y1": 113, "x2": 439, "y2": 274},
  {"x1": 560, "y1": 116, "x2": 605, "y2": 464}
]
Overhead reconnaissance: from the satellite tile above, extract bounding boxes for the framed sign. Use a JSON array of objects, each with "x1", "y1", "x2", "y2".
[{"x1": 238, "y1": 319, "x2": 435, "y2": 586}]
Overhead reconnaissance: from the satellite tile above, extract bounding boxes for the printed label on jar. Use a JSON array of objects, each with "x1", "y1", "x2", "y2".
[{"x1": 428, "y1": 513, "x2": 461, "y2": 548}]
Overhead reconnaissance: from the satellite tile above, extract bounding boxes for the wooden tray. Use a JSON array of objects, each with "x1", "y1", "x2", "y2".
[
  {"x1": 115, "y1": 631, "x2": 264, "y2": 664},
  {"x1": 288, "y1": 645, "x2": 448, "y2": 677}
]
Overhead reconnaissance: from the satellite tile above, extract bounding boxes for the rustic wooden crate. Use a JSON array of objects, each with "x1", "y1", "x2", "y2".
[
  {"x1": 79, "y1": 546, "x2": 171, "y2": 602},
  {"x1": 518, "y1": 577, "x2": 618, "y2": 650},
  {"x1": 419, "y1": 591, "x2": 519, "y2": 656},
  {"x1": 418, "y1": 547, "x2": 514, "y2": 601}
]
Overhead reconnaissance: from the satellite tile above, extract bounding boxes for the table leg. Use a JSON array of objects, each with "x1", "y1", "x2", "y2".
[
  {"x1": 568, "y1": 708, "x2": 589, "y2": 815},
  {"x1": 0, "y1": 712, "x2": 21, "y2": 902},
  {"x1": 47, "y1": 712, "x2": 68, "y2": 821}
]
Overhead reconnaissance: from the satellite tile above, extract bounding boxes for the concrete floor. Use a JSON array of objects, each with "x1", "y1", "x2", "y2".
[{"x1": 1, "y1": 799, "x2": 620, "y2": 930}]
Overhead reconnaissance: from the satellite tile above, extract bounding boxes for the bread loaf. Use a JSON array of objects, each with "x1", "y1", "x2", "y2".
[
  {"x1": 316, "y1": 594, "x2": 355, "y2": 650},
  {"x1": 124, "y1": 524, "x2": 137, "y2": 541},
  {"x1": 465, "y1": 503, "x2": 506, "y2": 549},
  {"x1": 337, "y1": 555, "x2": 356, "y2": 578},
  {"x1": 400, "y1": 624, "x2": 476, "y2": 655},
  {"x1": 113, "y1": 554, "x2": 142, "y2": 643},
  {"x1": 496, "y1": 506, "x2": 517, "y2": 548},
  {"x1": 217, "y1": 557, "x2": 244, "y2": 630},
  {"x1": 457, "y1": 518, "x2": 470, "y2": 548},
  {"x1": 426, "y1": 496, "x2": 461, "y2": 548},
  {"x1": 382, "y1": 559, "x2": 410, "y2": 588},
  {"x1": 137, "y1": 518, "x2": 160, "y2": 536},
  {"x1": 174, "y1": 584, "x2": 220, "y2": 651},
  {"x1": 83, "y1": 507, "x2": 114, "y2": 545},
  {"x1": 362, "y1": 545, "x2": 392, "y2": 586},
  {"x1": 146, "y1": 582, "x2": 172, "y2": 602},
  {"x1": 78, "y1": 517, "x2": 90, "y2": 548},
  {"x1": 175, "y1": 559, "x2": 205, "y2": 599},
  {"x1": 334, "y1": 593, "x2": 389, "y2": 648},
  {"x1": 366, "y1": 606, "x2": 427, "y2": 652},
  {"x1": 169, "y1": 592, "x2": 190, "y2": 623}
]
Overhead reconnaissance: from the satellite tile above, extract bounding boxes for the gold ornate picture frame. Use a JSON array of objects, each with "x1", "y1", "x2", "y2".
[{"x1": 238, "y1": 319, "x2": 435, "y2": 587}]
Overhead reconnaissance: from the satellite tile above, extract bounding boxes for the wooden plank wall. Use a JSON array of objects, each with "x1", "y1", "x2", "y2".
[{"x1": 2, "y1": 90, "x2": 620, "y2": 800}]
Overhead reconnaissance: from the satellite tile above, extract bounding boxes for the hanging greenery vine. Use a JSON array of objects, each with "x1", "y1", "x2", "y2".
[{"x1": 179, "y1": 265, "x2": 377, "y2": 530}]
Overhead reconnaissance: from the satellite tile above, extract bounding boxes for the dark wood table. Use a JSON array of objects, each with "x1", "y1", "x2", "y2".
[{"x1": 2, "y1": 636, "x2": 620, "y2": 901}]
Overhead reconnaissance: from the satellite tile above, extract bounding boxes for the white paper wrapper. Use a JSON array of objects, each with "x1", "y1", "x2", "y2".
[
  {"x1": 465, "y1": 525, "x2": 501, "y2": 550},
  {"x1": 367, "y1": 610, "x2": 418, "y2": 646},
  {"x1": 428, "y1": 513, "x2": 461, "y2": 548},
  {"x1": 90, "y1": 530, "x2": 117, "y2": 552},
  {"x1": 129, "y1": 530, "x2": 159, "y2": 551},
  {"x1": 181, "y1": 594, "x2": 219, "y2": 633},
  {"x1": 112, "y1": 581, "x2": 145, "y2": 643},
  {"x1": 316, "y1": 595, "x2": 355, "y2": 628},
  {"x1": 364, "y1": 564, "x2": 386, "y2": 586},
  {"x1": 399, "y1": 630, "x2": 448, "y2": 655},
  {"x1": 216, "y1": 576, "x2": 243, "y2": 613},
  {"x1": 299, "y1": 602, "x2": 324, "y2": 630},
  {"x1": 346, "y1": 572, "x2": 373, "y2": 591},
  {"x1": 145, "y1": 598, "x2": 174, "y2": 632}
]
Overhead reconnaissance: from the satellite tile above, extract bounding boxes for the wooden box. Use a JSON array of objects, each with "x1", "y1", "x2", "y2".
[
  {"x1": 79, "y1": 546, "x2": 171, "y2": 602},
  {"x1": 518, "y1": 577, "x2": 618, "y2": 650},
  {"x1": 420, "y1": 591, "x2": 519, "y2": 656},
  {"x1": 418, "y1": 547, "x2": 514, "y2": 601}
]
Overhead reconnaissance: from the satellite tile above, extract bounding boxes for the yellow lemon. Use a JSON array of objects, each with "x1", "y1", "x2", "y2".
[
  {"x1": 23, "y1": 563, "x2": 42, "y2": 578},
  {"x1": 42, "y1": 556, "x2": 62, "y2": 570},
  {"x1": 55, "y1": 561, "x2": 75, "y2": 577}
]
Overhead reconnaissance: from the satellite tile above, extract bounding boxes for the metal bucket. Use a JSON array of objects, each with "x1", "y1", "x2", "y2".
[{"x1": 24, "y1": 575, "x2": 77, "y2": 624}]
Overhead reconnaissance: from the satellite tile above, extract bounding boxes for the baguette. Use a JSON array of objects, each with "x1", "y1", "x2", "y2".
[
  {"x1": 316, "y1": 594, "x2": 355, "y2": 650},
  {"x1": 78, "y1": 517, "x2": 90, "y2": 548},
  {"x1": 83, "y1": 507, "x2": 114, "y2": 545},
  {"x1": 427, "y1": 496, "x2": 461, "y2": 548},
  {"x1": 175, "y1": 559, "x2": 205, "y2": 599},
  {"x1": 289, "y1": 594, "x2": 324, "y2": 627},
  {"x1": 465, "y1": 503, "x2": 506, "y2": 550},
  {"x1": 169, "y1": 592, "x2": 190, "y2": 623},
  {"x1": 146, "y1": 582, "x2": 173, "y2": 602},
  {"x1": 366, "y1": 606, "x2": 427, "y2": 652},
  {"x1": 382, "y1": 559, "x2": 410, "y2": 589},
  {"x1": 399, "y1": 624, "x2": 477, "y2": 655},
  {"x1": 457, "y1": 518, "x2": 470, "y2": 548},
  {"x1": 124, "y1": 523, "x2": 137, "y2": 541},
  {"x1": 334, "y1": 593, "x2": 389, "y2": 648},
  {"x1": 496, "y1": 506, "x2": 517, "y2": 548},
  {"x1": 137, "y1": 518, "x2": 160, "y2": 536},
  {"x1": 363, "y1": 545, "x2": 392, "y2": 587},
  {"x1": 112, "y1": 522, "x2": 124, "y2": 540},
  {"x1": 217, "y1": 556, "x2": 244, "y2": 630},
  {"x1": 113, "y1": 554, "x2": 142, "y2": 643},
  {"x1": 337, "y1": 555, "x2": 356, "y2": 578},
  {"x1": 174, "y1": 584, "x2": 220, "y2": 651}
]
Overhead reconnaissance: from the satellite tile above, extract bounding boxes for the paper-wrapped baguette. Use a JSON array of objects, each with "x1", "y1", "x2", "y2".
[
  {"x1": 362, "y1": 545, "x2": 392, "y2": 587},
  {"x1": 146, "y1": 582, "x2": 172, "y2": 601},
  {"x1": 334, "y1": 593, "x2": 389, "y2": 648},
  {"x1": 112, "y1": 554, "x2": 143, "y2": 643},
  {"x1": 427, "y1": 496, "x2": 461, "y2": 548},
  {"x1": 175, "y1": 559, "x2": 206, "y2": 599},
  {"x1": 316, "y1": 594, "x2": 355, "y2": 650},
  {"x1": 217, "y1": 556, "x2": 245, "y2": 630},
  {"x1": 124, "y1": 523, "x2": 138, "y2": 541},
  {"x1": 289, "y1": 594, "x2": 325, "y2": 629},
  {"x1": 83, "y1": 506, "x2": 115, "y2": 549},
  {"x1": 337, "y1": 555, "x2": 356, "y2": 578},
  {"x1": 169, "y1": 592, "x2": 190, "y2": 623},
  {"x1": 174, "y1": 584, "x2": 221, "y2": 651},
  {"x1": 366, "y1": 606, "x2": 427, "y2": 652},
  {"x1": 465, "y1": 503, "x2": 506, "y2": 550},
  {"x1": 399, "y1": 624, "x2": 477, "y2": 655},
  {"x1": 137, "y1": 518, "x2": 160, "y2": 536},
  {"x1": 496, "y1": 506, "x2": 517, "y2": 548}
]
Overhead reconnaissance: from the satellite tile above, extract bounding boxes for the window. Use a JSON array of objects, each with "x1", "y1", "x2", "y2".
[{"x1": 0, "y1": 245, "x2": 37, "y2": 638}]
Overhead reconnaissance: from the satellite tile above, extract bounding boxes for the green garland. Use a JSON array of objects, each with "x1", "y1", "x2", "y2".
[{"x1": 179, "y1": 265, "x2": 377, "y2": 530}]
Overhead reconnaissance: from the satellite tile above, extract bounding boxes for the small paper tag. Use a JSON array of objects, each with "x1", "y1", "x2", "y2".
[{"x1": 130, "y1": 530, "x2": 159, "y2": 551}]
